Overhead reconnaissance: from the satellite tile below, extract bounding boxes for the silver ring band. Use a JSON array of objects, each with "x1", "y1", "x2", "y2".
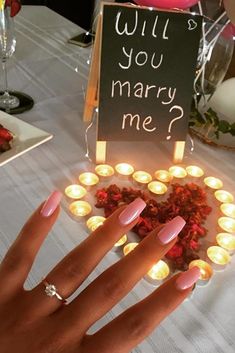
[{"x1": 43, "y1": 280, "x2": 67, "y2": 304}]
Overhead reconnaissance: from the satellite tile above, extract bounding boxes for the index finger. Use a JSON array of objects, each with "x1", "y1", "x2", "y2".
[{"x1": 0, "y1": 191, "x2": 61, "y2": 298}]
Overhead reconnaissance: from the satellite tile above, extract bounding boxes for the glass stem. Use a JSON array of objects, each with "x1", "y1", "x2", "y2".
[{"x1": 2, "y1": 60, "x2": 9, "y2": 97}]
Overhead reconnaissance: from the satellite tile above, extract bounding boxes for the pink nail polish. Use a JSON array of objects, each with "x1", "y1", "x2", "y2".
[
  {"x1": 157, "y1": 216, "x2": 185, "y2": 245},
  {"x1": 41, "y1": 191, "x2": 62, "y2": 217},
  {"x1": 119, "y1": 198, "x2": 146, "y2": 225},
  {"x1": 175, "y1": 266, "x2": 201, "y2": 291}
]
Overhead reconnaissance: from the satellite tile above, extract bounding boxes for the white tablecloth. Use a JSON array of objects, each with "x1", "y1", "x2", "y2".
[{"x1": 0, "y1": 6, "x2": 234, "y2": 353}]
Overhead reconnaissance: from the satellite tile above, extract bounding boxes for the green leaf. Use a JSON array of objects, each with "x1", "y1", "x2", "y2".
[
  {"x1": 230, "y1": 123, "x2": 235, "y2": 136},
  {"x1": 188, "y1": 121, "x2": 195, "y2": 127},
  {"x1": 218, "y1": 120, "x2": 231, "y2": 133}
]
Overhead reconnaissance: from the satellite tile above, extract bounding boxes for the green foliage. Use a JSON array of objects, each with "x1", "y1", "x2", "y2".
[{"x1": 189, "y1": 101, "x2": 235, "y2": 139}]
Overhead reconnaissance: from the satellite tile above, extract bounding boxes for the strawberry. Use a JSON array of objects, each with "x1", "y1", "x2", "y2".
[
  {"x1": 0, "y1": 136, "x2": 11, "y2": 152},
  {"x1": 0, "y1": 126, "x2": 13, "y2": 142},
  {"x1": 5, "y1": 0, "x2": 21, "y2": 17}
]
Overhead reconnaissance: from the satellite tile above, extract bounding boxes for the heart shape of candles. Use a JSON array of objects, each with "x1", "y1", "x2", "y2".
[{"x1": 64, "y1": 163, "x2": 234, "y2": 286}]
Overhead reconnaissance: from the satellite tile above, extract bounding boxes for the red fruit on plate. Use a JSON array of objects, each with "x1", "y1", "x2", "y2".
[
  {"x1": 0, "y1": 137, "x2": 11, "y2": 152},
  {"x1": 5, "y1": 0, "x2": 21, "y2": 17},
  {"x1": 0, "y1": 126, "x2": 13, "y2": 142}
]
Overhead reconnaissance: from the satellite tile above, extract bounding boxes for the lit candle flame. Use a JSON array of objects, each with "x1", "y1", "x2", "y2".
[
  {"x1": 207, "y1": 246, "x2": 231, "y2": 265},
  {"x1": 220, "y1": 203, "x2": 235, "y2": 218},
  {"x1": 95, "y1": 164, "x2": 114, "y2": 177},
  {"x1": 169, "y1": 166, "x2": 187, "y2": 178},
  {"x1": 218, "y1": 217, "x2": 235, "y2": 233},
  {"x1": 147, "y1": 260, "x2": 170, "y2": 281},
  {"x1": 186, "y1": 165, "x2": 204, "y2": 177},
  {"x1": 216, "y1": 233, "x2": 235, "y2": 252},
  {"x1": 204, "y1": 177, "x2": 223, "y2": 190},
  {"x1": 87, "y1": 216, "x2": 106, "y2": 231},
  {"x1": 69, "y1": 201, "x2": 92, "y2": 217},
  {"x1": 65, "y1": 184, "x2": 87, "y2": 199},
  {"x1": 115, "y1": 163, "x2": 134, "y2": 176},
  {"x1": 114, "y1": 235, "x2": 127, "y2": 247},
  {"x1": 123, "y1": 242, "x2": 138, "y2": 256},
  {"x1": 133, "y1": 171, "x2": 152, "y2": 184},
  {"x1": 214, "y1": 190, "x2": 234, "y2": 203},
  {"x1": 148, "y1": 181, "x2": 167, "y2": 195},
  {"x1": 79, "y1": 172, "x2": 99, "y2": 186},
  {"x1": 154, "y1": 170, "x2": 172, "y2": 183},
  {"x1": 189, "y1": 259, "x2": 213, "y2": 280}
]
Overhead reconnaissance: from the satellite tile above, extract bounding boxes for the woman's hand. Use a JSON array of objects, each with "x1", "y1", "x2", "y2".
[{"x1": 0, "y1": 191, "x2": 200, "y2": 353}]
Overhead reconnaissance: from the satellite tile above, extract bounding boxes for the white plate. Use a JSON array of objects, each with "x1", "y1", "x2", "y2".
[{"x1": 0, "y1": 111, "x2": 53, "y2": 167}]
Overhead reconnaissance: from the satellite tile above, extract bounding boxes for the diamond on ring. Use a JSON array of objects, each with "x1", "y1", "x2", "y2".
[
  {"x1": 45, "y1": 284, "x2": 57, "y2": 297},
  {"x1": 43, "y1": 280, "x2": 67, "y2": 304}
]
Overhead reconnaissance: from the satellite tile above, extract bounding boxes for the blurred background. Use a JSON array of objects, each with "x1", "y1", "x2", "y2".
[{"x1": 21, "y1": 0, "x2": 234, "y2": 77}]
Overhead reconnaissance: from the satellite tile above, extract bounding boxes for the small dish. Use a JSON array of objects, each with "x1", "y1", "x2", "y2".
[{"x1": 0, "y1": 110, "x2": 53, "y2": 167}]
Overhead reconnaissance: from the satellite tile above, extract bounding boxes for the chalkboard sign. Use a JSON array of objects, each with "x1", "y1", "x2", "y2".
[{"x1": 98, "y1": 4, "x2": 202, "y2": 142}]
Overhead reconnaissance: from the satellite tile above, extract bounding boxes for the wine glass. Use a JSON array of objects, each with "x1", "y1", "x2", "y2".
[{"x1": 0, "y1": 4, "x2": 19, "y2": 111}]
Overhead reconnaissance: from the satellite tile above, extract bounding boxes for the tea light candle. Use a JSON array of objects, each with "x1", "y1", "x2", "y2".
[
  {"x1": 216, "y1": 233, "x2": 235, "y2": 253},
  {"x1": 69, "y1": 201, "x2": 92, "y2": 217},
  {"x1": 114, "y1": 235, "x2": 127, "y2": 248},
  {"x1": 86, "y1": 216, "x2": 106, "y2": 231},
  {"x1": 220, "y1": 203, "x2": 235, "y2": 218},
  {"x1": 79, "y1": 172, "x2": 99, "y2": 186},
  {"x1": 115, "y1": 163, "x2": 134, "y2": 176},
  {"x1": 218, "y1": 217, "x2": 235, "y2": 233},
  {"x1": 189, "y1": 260, "x2": 213, "y2": 285},
  {"x1": 186, "y1": 166, "x2": 204, "y2": 178},
  {"x1": 169, "y1": 166, "x2": 187, "y2": 178},
  {"x1": 148, "y1": 181, "x2": 167, "y2": 195},
  {"x1": 145, "y1": 260, "x2": 170, "y2": 286},
  {"x1": 154, "y1": 170, "x2": 172, "y2": 183},
  {"x1": 123, "y1": 242, "x2": 138, "y2": 256},
  {"x1": 204, "y1": 177, "x2": 223, "y2": 190},
  {"x1": 214, "y1": 190, "x2": 234, "y2": 203},
  {"x1": 207, "y1": 246, "x2": 231, "y2": 269},
  {"x1": 132, "y1": 171, "x2": 152, "y2": 185},
  {"x1": 65, "y1": 184, "x2": 87, "y2": 200},
  {"x1": 95, "y1": 164, "x2": 114, "y2": 177}
]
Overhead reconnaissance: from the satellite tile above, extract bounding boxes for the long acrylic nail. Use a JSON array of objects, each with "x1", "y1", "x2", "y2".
[
  {"x1": 119, "y1": 198, "x2": 146, "y2": 225},
  {"x1": 157, "y1": 216, "x2": 185, "y2": 245},
  {"x1": 175, "y1": 266, "x2": 201, "y2": 291},
  {"x1": 41, "y1": 191, "x2": 62, "y2": 217}
]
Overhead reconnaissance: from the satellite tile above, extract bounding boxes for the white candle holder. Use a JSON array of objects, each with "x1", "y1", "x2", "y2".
[
  {"x1": 216, "y1": 233, "x2": 235, "y2": 255},
  {"x1": 207, "y1": 246, "x2": 231, "y2": 271},
  {"x1": 204, "y1": 177, "x2": 223, "y2": 190},
  {"x1": 220, "y1": 203, "x2": 235, "y2": 218},
  {"x1": 95, "y1": 164, "x2": 114, "y2": 179},
  {"x1": 69, "y1": 200, "x2": 92, "y2": 220},
  {"x1": 189, "y1": 259, "x2": 213, "y2": 287},
  {"x1": 144, "y1": 260, "x2": 170, "y2": 286},
  {"x1": 123, "y1": 242, "x2": 139, "y2": 256},
  {"x1": 132, "y1": 171, "x2": 152, "y2": 188},
  {"x1": 86, "y1": 216, "x2": 106, "y2": 231},
  {"x1": 79, "y1": 172, "x2": 99, "y2": 188},
  {"x1": 64, "y1": 184, "x2": 87, "y2": 200},
  {"x1": 115, "y1": 163, "x2": 134, "y2": 180}
]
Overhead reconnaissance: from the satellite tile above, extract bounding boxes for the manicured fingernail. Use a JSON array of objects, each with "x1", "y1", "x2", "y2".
[
  {"x1": 119, "y1": 198, "x2": 146, "y2": 225},
  {"x1": 157, "y1": 216, "x2": 185, "y2": 245},
  {"x1": 41, "y1": 191, "x2": 62, "y2": 217},
  {"x1": 175, "y1": 266, "x2": 201, "y2": 291}
]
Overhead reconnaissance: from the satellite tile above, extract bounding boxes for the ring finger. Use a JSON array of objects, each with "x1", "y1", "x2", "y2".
[{"x1": 27, "y1": 198, "x2": 146, "y2": 317}]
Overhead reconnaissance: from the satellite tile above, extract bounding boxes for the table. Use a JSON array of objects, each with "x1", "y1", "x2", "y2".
[{"x1": 0, "y1": 6, "x2": 235, "y2": 353}]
